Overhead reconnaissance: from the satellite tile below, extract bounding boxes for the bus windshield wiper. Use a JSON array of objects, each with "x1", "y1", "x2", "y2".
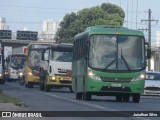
[
  {"x1": 103, "y1": 58, "x2": 116, "y2": 71},
  {"x1": 121, "y1": 49, "x2": 131, "y2": 72}
]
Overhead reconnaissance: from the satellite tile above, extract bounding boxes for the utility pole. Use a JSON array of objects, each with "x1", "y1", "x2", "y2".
[{"x1": 140, "y1": 9, "x2": 158, "y2": 71}]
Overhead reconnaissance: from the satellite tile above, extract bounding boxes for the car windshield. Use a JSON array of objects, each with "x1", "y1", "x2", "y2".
[
  {"x1": 51, "y1": 51, "x2": 72, "y2": 62},
  {"x1": 146, "y1": 72, "x2": 160, "y2": 80},
  {"x1": 89, "y1": 35, "x2": 145, "y2": 72}
]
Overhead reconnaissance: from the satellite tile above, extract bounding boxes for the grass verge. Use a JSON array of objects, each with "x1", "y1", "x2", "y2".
[{"x1": 0, "y1": 90, "x2": 22, "y2": 105}]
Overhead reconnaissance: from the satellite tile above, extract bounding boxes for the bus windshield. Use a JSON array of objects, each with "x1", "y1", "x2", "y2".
[
  {"x1": 52, "y1": 51, "x2": 72, "y2": 62},
  {"x1": 89, "y1": 35, "x2": 145, "y2": 71},
  {"x1": 28, "y1": 50, "x2": 42, "y2": 70},
  {"x1": 11, "y1": 56, "x2": 25, "y2": 68}
]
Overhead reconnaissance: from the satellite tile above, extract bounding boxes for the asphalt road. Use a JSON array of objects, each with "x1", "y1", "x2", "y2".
[{"x1": 0, "y1": 82, "x2": 160, "y2": 120}]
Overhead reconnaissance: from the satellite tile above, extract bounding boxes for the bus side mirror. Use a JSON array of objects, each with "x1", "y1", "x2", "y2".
[
  {"x1": 6, "y1": 58, "x2": 9, "y2": 62},
  {"x1": 147, "y1": 48, "x2": 151, "y2": 59}
]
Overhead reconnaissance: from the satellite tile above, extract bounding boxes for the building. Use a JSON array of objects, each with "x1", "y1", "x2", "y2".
[
  {"x1": 156, "y1": 31, "x2": 160, "y2": 46},
  {"x1": 38, "y1": 19, "x2": 57, "y2": 41},
  {"x1": 43, "y1": 19, "x2": 57, "y2": 33},
  {"x1": 150, "y1": 31, "x2": 160, "y2": 71},
  {"x1": 0, "y1": 17, "x2": 9, "y2": 30}
]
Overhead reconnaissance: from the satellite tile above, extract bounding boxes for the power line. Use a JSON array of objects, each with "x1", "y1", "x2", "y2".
[
  {"x1": 0, "y1": 5, "x2": 79, "y2": 11},
  {"x1": 0, "y1": 8, "x2": 71, "y2": 14}
]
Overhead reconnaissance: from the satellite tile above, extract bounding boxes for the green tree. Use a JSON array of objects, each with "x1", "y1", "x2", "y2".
[{"x1": 55, "y1": 3, "x2": 125, "y2": 43}]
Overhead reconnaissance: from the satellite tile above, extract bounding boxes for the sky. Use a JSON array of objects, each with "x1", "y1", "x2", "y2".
[{"x1": 0, "y1": 0, "x2": 160, "y2": 44}]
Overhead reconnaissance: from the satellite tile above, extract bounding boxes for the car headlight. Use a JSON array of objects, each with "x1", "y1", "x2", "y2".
[
  {"x1": 0, "y1": 74, "x2": 2, "y2": 77},
  {"x1": 131, "y1": 72, "x2": 145, "y2": 81},
  {"x1": 88, "y1": 68, "x2": 101, "y2": 81}
]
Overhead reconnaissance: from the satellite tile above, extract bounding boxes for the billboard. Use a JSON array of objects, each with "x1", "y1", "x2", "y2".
[
  {"x1": 0, "y1": 30, "x2": 12, "y2": 39},
  {"x1": 16, "y1": 31, "x2": 38, "y2": 40}
]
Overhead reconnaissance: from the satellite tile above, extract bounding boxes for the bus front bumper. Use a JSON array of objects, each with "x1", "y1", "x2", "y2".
[{"x1": 88, "y1": 78, "x2": 144, "y2": 94}]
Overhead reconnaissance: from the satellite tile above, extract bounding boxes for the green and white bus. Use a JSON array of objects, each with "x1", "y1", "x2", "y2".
[{"x1": 72, "y1": 25, "x2": 151, "y2": 103}]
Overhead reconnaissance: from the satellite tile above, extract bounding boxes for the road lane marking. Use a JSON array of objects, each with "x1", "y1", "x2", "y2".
[
  {"x1": 6, "y1": 83, "x2": 152, "y2": 120},
  {"x1": 34, "y1": 90, "x2": 111, "y2": 111},
  {"x1": 34, "y1": 91, "x2": 151, "y2": 120}
]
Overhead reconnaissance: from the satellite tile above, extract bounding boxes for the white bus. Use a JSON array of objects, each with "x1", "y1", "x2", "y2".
[{"x1": 6, "y1": 54, "x2": 26, "y2": 82}]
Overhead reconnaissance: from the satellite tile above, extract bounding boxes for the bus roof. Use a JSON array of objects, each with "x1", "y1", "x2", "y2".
[
  {"x1": 27, "y1": 42, "x2": 56, "y2": 50},
  {"x1": 27, "y1": 41, "x2": 55, "y2": 47},
  {"x1": 49, "y1": 43, "x2": 73, "y2": 52},
  {"x1": 8, "y1": 54, "x2": 25, "y2": 57},
  {"x1": 75, "y1": 25, "x2": 144, "y2": 39}
]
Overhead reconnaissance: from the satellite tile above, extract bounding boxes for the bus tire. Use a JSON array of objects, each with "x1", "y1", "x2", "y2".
[
  {"x1": 45, "y1": 85, "x2": 50, "y2": 92},
  {"x1": 69, "y1": 86, "x2": 73, "y2": 93},
  {"x1": 27, "y1": 82, "x2": 34, "y2": 88},
  {"x1": 25, "y1": 83, "x2": 28, "y2": 88},
  {"x1": 83, "y1": 92, "x2": 91, "y2": 101},
  {"x1": 40, "y1": 83, "x2": 45, "y2": 91},
  {"x1": 132, "y1": 94, "x2": 140, "y2": 103},
  {"x1": 123, "y1": 94, "x2": 130, "y2": 102},
  {"x1": 76, "y1": 92, "x2": 83, "y2": 99},
  {"x1": 19, "y1": 77, "x2": 24, "y2": 86},
  {"x1": 7, "y1": 78, "x2": 12, "y2": 82},
  {"x1": 0, "y1": 80, "x2": 5, "y2": 85},
  {"x1": 116, "y1": 95, "x2": 123, "y2": 102}
]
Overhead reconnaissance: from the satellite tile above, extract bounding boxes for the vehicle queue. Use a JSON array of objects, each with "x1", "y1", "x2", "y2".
[{"x1": 2, "y1": 25, "x2": 159, "y2": 103}]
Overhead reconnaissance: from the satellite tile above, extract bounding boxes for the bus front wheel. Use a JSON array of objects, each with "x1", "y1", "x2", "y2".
[
  {"x1": 40, "y1": 83, "x2": 45, "y2": 91},
  {"x1": 123, "y1": 94, "x2": 130, "y2": 102},
  {"x1": 76, "y1": 92, "x2": 83, "y2": 99},
  {"x1": 132, "y1": 94, "x2": 140, "y2": 103},
  {"x1": 83, "y1": 92, "x2": 91, "y2": 101},
  {"x1": 26, "y1": 82, "x2": 34, "y2": 88},
  {"x1": 45, "y1": 85, "x2": 50, "y2": 92},
  {"x1": 116, "y1": 95, "x2": 123, "y2": 102},
  {"x1": 69, "y1": 86, "x2": 73, "y2": 93},
  {"x1": 0, "y1": 80, "x2": 5, "y2": 85}
]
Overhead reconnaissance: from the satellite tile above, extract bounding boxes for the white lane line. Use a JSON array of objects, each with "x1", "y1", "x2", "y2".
[
  {"x1": 34, "y1": 91, "x2": 151, "y2": 120},
  {"x1": 6, "y1": 83, "x2": 152, "y2": 120},
  {"x1": 34, "y1": 90, "x2": 113, "y2": 111}
]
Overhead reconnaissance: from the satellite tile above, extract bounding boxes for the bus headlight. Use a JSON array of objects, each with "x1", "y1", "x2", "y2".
[
  {"x1": 5, "y1": 71, "x2": 8, "y2": 75},
  {"x1": 28, "y1": 72, "x2": 32, "y2": 75},
  {"x1": 88, "y1": 68, "x2": 101, "y2": 81},
  {"x1": 19, "y1": 72, "x2": 23, "y2": 76},
  {"x1": 131, "y1": 72, "x2": 145, "y2": 81},
  {"x1": 49, "y1": 76, "x2": 56, "y2": 81},
  {"x1": 10, "y1": 68, "x2": 14, "y2": 73}
]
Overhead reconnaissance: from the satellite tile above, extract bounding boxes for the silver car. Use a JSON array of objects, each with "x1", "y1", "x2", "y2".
[{"x1": 144, "y1": 71, "x2": 160, "y2": 95}]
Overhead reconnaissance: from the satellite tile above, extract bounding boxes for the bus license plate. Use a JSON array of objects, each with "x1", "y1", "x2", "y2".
[
  {"x1": 111, "y1": 84, "x2": 121, "y2": 87},
  {"x1": 63, "y1": 77, "x2": 71, "y2": 80}
]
